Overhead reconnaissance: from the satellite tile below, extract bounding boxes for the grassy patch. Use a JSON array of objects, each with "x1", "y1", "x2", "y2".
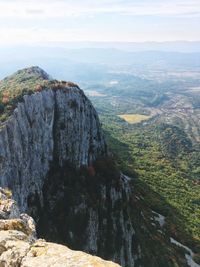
[{"x1": 118, "y1": 114, "x2": 151, "y2": 124}]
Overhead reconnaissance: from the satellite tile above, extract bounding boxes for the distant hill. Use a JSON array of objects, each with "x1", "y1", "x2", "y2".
[{"x1": 0, "y1": 45, "x2": 200, "y2": 80}]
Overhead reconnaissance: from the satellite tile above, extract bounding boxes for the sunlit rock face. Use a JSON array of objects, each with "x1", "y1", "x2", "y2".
[{"x1": 0, "y1": 87, "x2": 106, "y2": 211}]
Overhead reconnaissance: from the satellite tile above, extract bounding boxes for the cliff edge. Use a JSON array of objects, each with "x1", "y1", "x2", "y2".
[{"x1": 0, "y1": 187, "x2": 120, "y2": 267}]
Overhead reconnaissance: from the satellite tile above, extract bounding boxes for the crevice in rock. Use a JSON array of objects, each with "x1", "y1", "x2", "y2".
[{"x1": 52, "y1": 90, "x2": 59, "y2": 162}]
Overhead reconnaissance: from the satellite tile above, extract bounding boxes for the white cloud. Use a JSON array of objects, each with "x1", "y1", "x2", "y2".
[
  {"x1": 0, "y1": 27, "x2": 88, "y2": 44},
  {"x1": 0, "y1": 0, "x2": 199, "y2": 18},
  {"x1": 0, "y1": 0, "x2": 199, "y2": 43},
  {"x1": 0, "y1": 24, "x2": 198, "y2": 44}
]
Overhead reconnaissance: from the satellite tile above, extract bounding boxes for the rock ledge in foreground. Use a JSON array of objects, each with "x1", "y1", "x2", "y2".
[{"x1": 0, "y1": 187, "x2": 120, "y2": 267}]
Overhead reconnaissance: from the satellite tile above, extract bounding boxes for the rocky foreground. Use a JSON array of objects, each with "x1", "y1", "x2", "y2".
[{"x1": 0, "y1": 187, "x2": 120, "y2": 267}]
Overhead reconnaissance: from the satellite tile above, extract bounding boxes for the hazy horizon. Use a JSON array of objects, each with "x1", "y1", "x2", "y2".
[
  {"x1": 1, "y1": 41, "x2": 200, "y2": 53},
  {"x1": 1, "y1": 0, "x2": 200, "y2": 78}
]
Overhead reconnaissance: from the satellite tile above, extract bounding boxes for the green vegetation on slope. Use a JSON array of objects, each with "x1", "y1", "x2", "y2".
[
  {"x1": 97, "y1": 114, "x2": 200, "y2": 266},
  {"x1": 0, "y1": 66, "x2": 79, "y2": 122},
  {"x1": 75, "y1": 60, "x2": 200, "y2": 265},
  {"x1": 104, "y1": 117, "x2": 200, "y2": 234}
]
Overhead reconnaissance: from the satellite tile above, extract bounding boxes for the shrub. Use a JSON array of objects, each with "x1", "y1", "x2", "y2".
[
  {"x1": 65, "y1": 81, "x2": 80, "y2": 89},
  {"x1": 68, "y1": 99, "x2": 78, "y2": 109},
  {"x1": 35, "y1": 84, "x2": 43, "y2": 92},
  {"x1": 193, "y1": 254, "x2": 200, "y2": 264},
  {"x1": 2, "y1": 91, "x2": 10, "y2": 104},
  {"x1": 4, "y1": 188, "x2": 12, "y2": 198},
  {"x1": 0, "y1": 103, "x2": 5, "y2": 113},
  {"x1": 87, "y1": 165, "x2": 96, "y2": 177}
]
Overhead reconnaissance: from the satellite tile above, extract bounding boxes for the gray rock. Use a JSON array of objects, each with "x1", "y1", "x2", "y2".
[{"x1": 0, "y1": 88, "x2": 106, "y2": 211}]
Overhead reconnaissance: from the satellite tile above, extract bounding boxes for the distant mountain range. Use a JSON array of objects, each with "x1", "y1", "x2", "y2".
[
  {"x1": 3, "y1": 41, "x2": 200, "y2": 52},
  {"x1": 0, "y1": 43, "x2": 200, "y2": 80}
]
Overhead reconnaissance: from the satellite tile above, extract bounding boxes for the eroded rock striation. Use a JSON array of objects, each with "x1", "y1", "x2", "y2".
[{"x1": 0, "y1": 80, "x2": 106, "y2": 211}]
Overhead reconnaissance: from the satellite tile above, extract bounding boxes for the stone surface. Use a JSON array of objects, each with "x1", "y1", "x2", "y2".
[
  {"x1": 0, "y1": 88, "x2": 107, "y2": 211},
  {"x1": 0, "y1": 188, "x2": 120, "y2": 267},
  {"x1": 21, "y1": 240, "x2": 120, "y2": 267}
]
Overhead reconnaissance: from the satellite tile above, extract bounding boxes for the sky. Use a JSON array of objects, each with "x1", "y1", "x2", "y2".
[{"x1": 0, "y1": 0, "x2": 200, "y2": 44}]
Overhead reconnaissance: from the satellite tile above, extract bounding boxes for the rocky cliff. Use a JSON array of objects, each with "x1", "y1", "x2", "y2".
[
  {"x1": 0, "y1": 68, "x2": 106, "y2": 211},
  {"x1": 0, "y1": 187, "x2": 120, "y2": 267},
  {"x1": 0, "y1": 67, "x2": 138, "y2": 266}
]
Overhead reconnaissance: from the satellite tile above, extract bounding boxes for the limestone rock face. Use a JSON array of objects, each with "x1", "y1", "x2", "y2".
[
  {"x1": 0, "y1": 88, "x2": 107, "y2": 211},
  {"x1": 0, "y1": 188, "x2": 120, "y2": 267},
  {"x1": 0, "y1": 68, "x2": 137, "y2": 267}
]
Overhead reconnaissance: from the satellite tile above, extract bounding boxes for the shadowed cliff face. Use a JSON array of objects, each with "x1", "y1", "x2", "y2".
[
  {"x1": 36, "y1": 159, "x2": 136, "y2": 267},
  {"x1": 0, "y1": 67, "x2": 138, "y2": 267}
]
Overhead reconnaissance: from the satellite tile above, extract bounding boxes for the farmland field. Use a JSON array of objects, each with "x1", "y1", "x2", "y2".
[{"x1": 118, "y1": 114, "x2": 151, "y2": 124}]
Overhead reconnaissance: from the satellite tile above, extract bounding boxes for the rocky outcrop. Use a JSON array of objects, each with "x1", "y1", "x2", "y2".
[
  {"x1": 0, "y1": 68, "x2": 138, "y2": 266},
  {"x1": 0, "y1": 87, "x2": 106, "y2": 211},
  {"x1": 0, "y1": 187, "x2": 120, "y2": 267}
]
